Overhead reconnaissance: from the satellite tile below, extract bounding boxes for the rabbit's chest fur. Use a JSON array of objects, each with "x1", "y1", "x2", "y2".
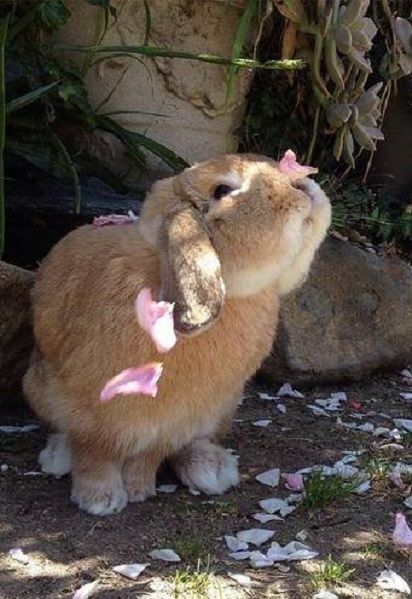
[{"x1": 29, "y1": 226, "x2": 280, "y2": 456}]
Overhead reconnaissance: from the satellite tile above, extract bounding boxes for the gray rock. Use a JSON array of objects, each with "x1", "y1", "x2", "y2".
[
  {"x1": 260, "y1": 238, "x2": 412, "y2": 385},
  {"x1": 0, "y1": 261, "x2": 34, "y2": 398}
]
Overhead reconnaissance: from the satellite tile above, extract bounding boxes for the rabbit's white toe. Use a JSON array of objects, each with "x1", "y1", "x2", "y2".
[
  {"x1": 39, "y1": 433, "x2": 72, "y2": 478},
  {"x1": 71, "y1": 472, "x2": 128, "y2": 516},
  {"x1": 173, "y1": 438, "x2": 239, "y2": 495}
]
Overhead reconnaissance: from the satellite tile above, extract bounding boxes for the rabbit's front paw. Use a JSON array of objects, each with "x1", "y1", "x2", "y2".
[
  {"x1": 71, "y1": 469, "x2": 127, "y2": 516},
  {"x1": 39, "y1": 433, "x2": 72, "y2": 478},
  {"x1": 172, "y1": 439, "x2": 239, "y2": 495},
  {"x1": 122, "y1": 452, "x2": 161, "y2": 503}
]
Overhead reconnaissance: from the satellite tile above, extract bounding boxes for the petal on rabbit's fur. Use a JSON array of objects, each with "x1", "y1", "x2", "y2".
[
  {"x1": 92, "y1": 211, "x2": 138, "y2": 226},
  {"x1": 279, "y1": 149, "x2": 318, "y2": 180},
  {"x1": 135, "y1": 288, "x2": 176, "y2": 353},
  {"x1": 100, "y1": 363, "x2": 163, "y2": 402}
]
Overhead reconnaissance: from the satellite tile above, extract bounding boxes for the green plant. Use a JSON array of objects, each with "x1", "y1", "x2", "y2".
[
  {"x1": 300, "y1": 470, "x2": 358, "y2": 511},
  {"x1": 0, "y1": 0, "x2": 303, "y2": 257},
  {"x1": 169, "y1": 559, "x2": 216, "y2": 598},
  {"x1": 310, "y1": 555, "x2": 355, "y2": 590},
  {"x1": 171, "y1": 535, "x2": 208, "y2": 563}
]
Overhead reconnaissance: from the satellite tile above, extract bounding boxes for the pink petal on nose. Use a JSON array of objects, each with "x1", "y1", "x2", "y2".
[
  {"x1": 279, "y1": 149, "x2": 318, "y2": 180},
  {"x1": 393, "y1": 513, "x2": 412, "y2": 548},
  {"x1": 100, "y1": 363, "x2": 163, "y2": 402},
  {"x1": 135, "y1": 288, "x2": 177, "y2": 353}
]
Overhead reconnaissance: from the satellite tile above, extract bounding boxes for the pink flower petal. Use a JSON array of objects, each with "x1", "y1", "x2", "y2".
[
  {"x1": 284, "y1": 473, "x2": 304, "y2": 491},
  {"x1": 393, "y1": 513, "x2": 412, "y2": 548},
  {"x1": 390, "y1": 471, "x2": 405, "y2": 490},
  {"x1": 100, "y1": 363, "x2": 163, "y2": 402},
  {"x1": 92, "y1": 212, "x2": 138, "y2": 227},
  {"x1": 135, "y1": 288, "x2": 176, "y2": 353},
  {"x1": 279, "y1": 149, "x2": 318, "y2": 180}
]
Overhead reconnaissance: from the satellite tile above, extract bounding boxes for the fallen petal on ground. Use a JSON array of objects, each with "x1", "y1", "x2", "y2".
[
  {"x1": 255, "y1": 468, "x2": 280, "y2": 488},
  {"x1": 237, "y1": 529, "x2": 275, "y2": 547},
  {"x1": 224, "y1": 536, "x2": 249, "y2": 552},
  {"x1": 284, "y1": 473, "x2": 304, "y2": 491},
  {"x1": 376, "y1": 569, "x2": 411, "y2": 594},
  {"x1": 227, "y1": 572, "x2": 254, "y2": 587},
  {"x1": 72, "y1": 581, "x2": 99, "y2": 599},
  {"x1": 253, "y1": 513, "x2": 283, "y2": 523},
  {"x1": 156, "y1": 484, "x2": 178, "y2": 493},
  {"x1": 112, "y1": 563, "x2": 150, "y2": 579},
  {"x1": 9, "y1": 547, "x2": 29, "y2": 564},
  {"x1": 277, "y1": 383, "x2": 304, "y2": 398},
  {"x1": 149, "y1": 549, "x2": 181, "y2": 562},
  {"x1": 393, "y1": 513, "x2": 412, "y2": 548},
  {"x1": 252, "y1": 419, "x2": 272, "y2": 427}
]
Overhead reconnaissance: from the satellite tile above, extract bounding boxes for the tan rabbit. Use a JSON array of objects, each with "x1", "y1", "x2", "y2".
[{"x1": 23, "y1": 154, "x2": 331, "y2": 515}]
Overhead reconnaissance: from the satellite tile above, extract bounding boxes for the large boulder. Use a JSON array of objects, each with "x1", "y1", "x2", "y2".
[
  {"x1": 260, "y1": 238, "x2": 412, "y2": 385},
  {"x1": 0, "y1": 262, "x2": 34, "y2": 398}
]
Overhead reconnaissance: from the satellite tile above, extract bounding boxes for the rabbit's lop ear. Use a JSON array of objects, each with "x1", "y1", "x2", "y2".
[{"x1": 159, "y1": 204, "x2": 225, "y2": 336}]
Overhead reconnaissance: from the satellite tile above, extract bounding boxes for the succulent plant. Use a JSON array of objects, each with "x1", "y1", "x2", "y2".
[
  {"x1": 394, "y1": 17, "x2": 412, "y2": 76},
  {"x1": 326, "y1": 82, "x2": 384, "y2": 166},
  {"x1": 333, "y1": 0, "x2": 377, "y2": 73}
]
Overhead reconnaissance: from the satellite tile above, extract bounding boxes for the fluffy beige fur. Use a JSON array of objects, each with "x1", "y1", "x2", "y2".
[{"x1": 24, "y1": 154, "x2": 331, "y2": 515}]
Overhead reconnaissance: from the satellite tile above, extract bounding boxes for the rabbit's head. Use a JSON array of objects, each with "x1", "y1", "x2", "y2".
[{"x1": 139, "y1": 154, "x2": 331, "y2": 336}]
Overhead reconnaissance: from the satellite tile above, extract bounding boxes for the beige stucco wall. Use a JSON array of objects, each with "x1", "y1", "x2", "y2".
[{"x1": 57, "y1": 0, "x2": 252, "y2": 186}]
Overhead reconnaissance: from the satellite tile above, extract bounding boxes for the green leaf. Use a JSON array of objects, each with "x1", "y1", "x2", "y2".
[
  {"x1": 95, "y1": 114, "x2": 188, "y2": 172},
  {"x1": 54, "y1": 43, "x2": 305, "y2": 71},
  {"x1": 0, "y1": 15, "x2": 8, "y2": 258},
  {"x1": 227, "y1": 0, "x2": 259, "y2": 99},
  {"x1": 5, "y1": 81, "x2": 58, "y2": 114}
]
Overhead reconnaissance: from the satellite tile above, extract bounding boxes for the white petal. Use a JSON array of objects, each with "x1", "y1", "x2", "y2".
[
  {"x1": 404, "y1": 496, "x2": 412, "y2": 509},
  {"x1": 277, "y1": 383, "x2": 304, "y2": 398},
  {"x1": 330, "y1": 392, "x2": 347, "y2": 401},
  {"x1": 9, "y1": 547, "x2": 29, "y2": 564},
  {"x1": 374, "y1": 427, "x2": 390, "y2": 437},
  {"x1": 276, "y1": 403, "x2": 286, "y2": 414},
  {"x1": 307, "y1": 405, "x2": 330, "y2": 417},
  {"x1": 157, "y1": 484, "x2": 178, "y2": 493},
  {"x1": 1, "y1": 464, "x2": 8, "y2": 473},
  {"x1": 376, "y1": 569, "x2": 411, "y2": 594},
  {"x1": 0, "y1": 424, "x2": 40, "y2": 433},
  {"x1": 356, "y1": 423, "x2": 374, "y2": 433},
  {"x1": 400, "y1": 393, "x2": 412, "y2": 401},
  {"x1": 255, "y1": 468, "x2": 280, "y2": 488},
  {"x1": 227, "y1": 572, "x2": 253, "y2": 586},
  {"x1": 354, "y1": 480, "x2": 371, "y2": 494},
  {"x1": 258, "y1": 392, "x2": 277, "y2": 401},
  {"x1": 313, "y1": 591, "x2": 339, "y2": 599},
  {"x1": 237, "y1": 529, "x2": 275, "y2": 547},
  {"x1": 394, "y1": 419, "x2": 412, "y2": 432},
  {"x1": 72, "y1": 581, "x2": 99, "y2": 599},
  {"x1": 249, "y1": 550, "x2": 274, "y2": 568},
  {"x1": 268, "y1": 541, "x2": 318, "y2": 562},
  {"x1": 228, "y1": 551, "x2": 251, "y2": 560},
  {"x1": 113, "y1": 563, "x2": 150, "y2": 579},
  {"x1": 259, "y1": 498, "x2": 288, "y2": 514},
  {"x1": 280, "y1": 506, "x2": 296, "y2": 517},
  {"x1": 149, "y1": 549, "x2": 181, "y2": 562},
  {"x1": 253, "y1": 513, "x2": 283, "y2": 523},
  {"x1": 224, "y1": 536, "x2": 248, "y2": 552},
  {"x1": 295, "y1": 530, "x2": 308, "y2": 542},
  {"x1": 252, "y1": 419, "x2": 272, "y2": 427}
]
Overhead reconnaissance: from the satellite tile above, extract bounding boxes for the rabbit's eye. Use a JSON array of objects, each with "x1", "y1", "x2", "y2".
[{"x1": 213, "y1": 184, "x2": 234, "y2": 200}]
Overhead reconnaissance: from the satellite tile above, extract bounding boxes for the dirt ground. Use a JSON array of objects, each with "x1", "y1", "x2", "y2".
[{"x1": 1, "y1": 371, "x2": 412, "y2": 599}]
